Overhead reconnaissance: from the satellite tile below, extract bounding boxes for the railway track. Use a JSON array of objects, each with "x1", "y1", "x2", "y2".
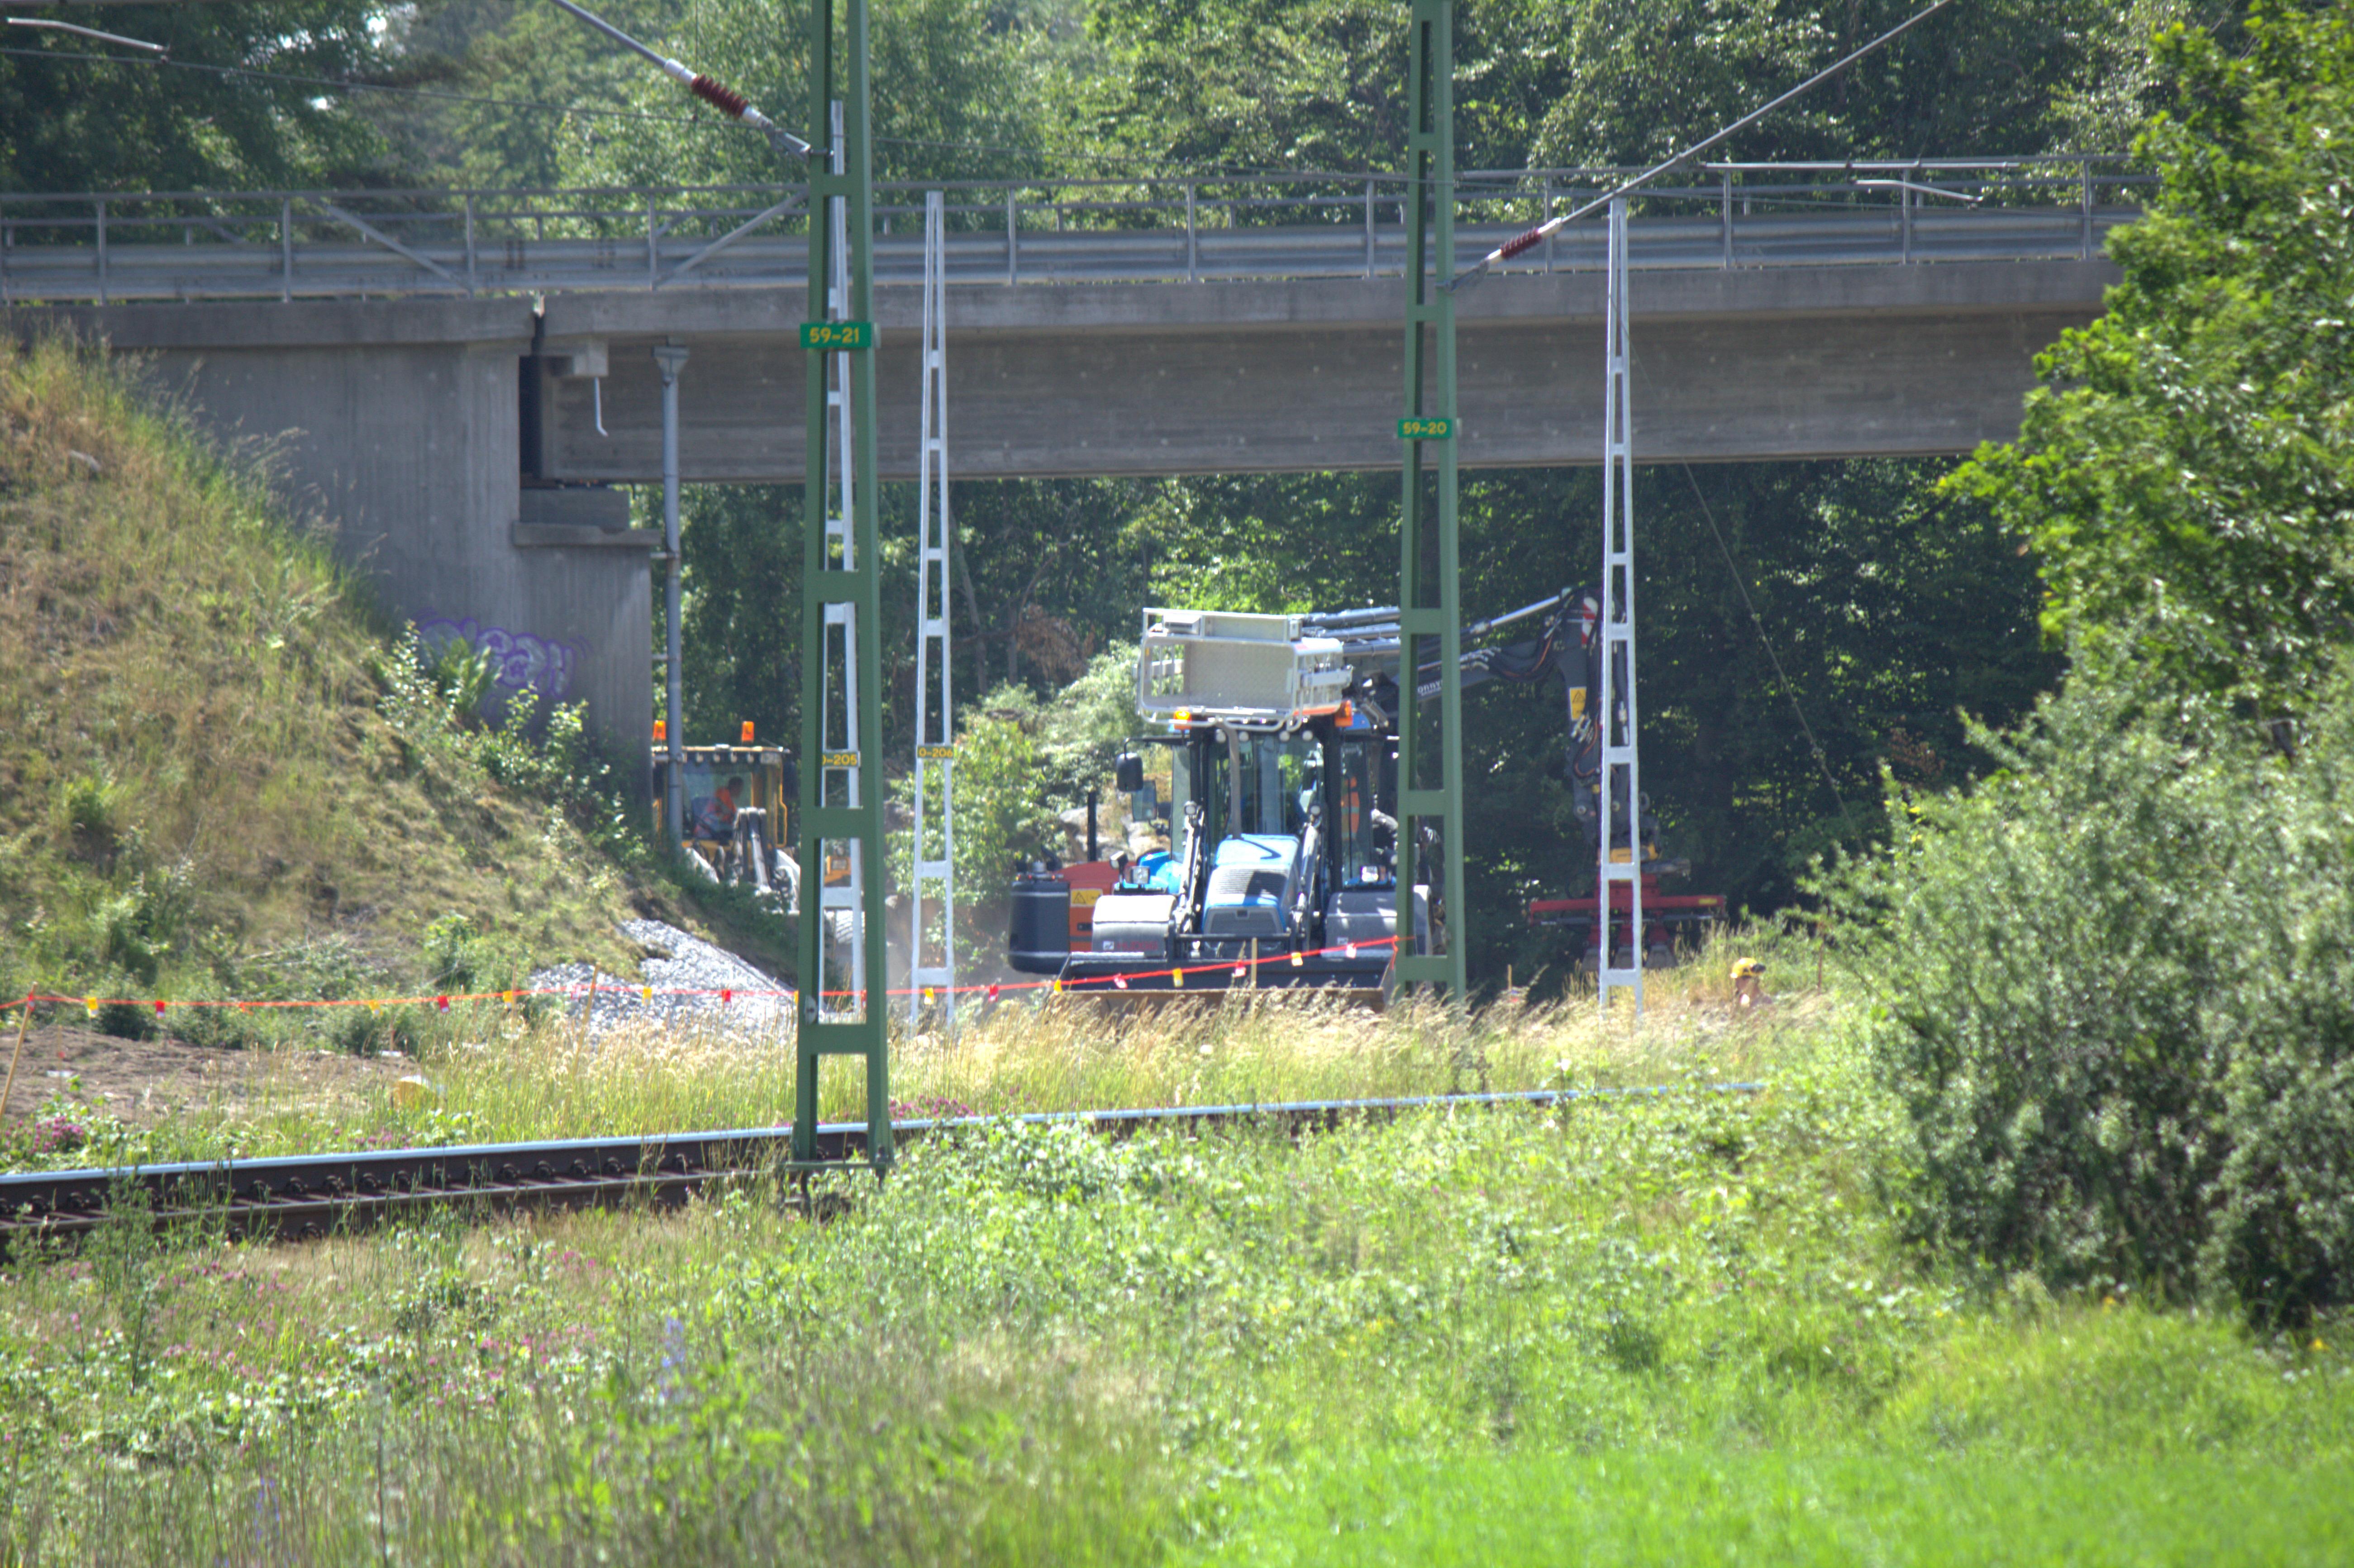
[{"x1": 0, "y1": 1089, "x2": 1707, "y2": 1253}]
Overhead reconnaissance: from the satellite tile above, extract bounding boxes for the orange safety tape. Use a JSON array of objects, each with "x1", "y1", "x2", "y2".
[{"x1": 18, "y1": 938, "x2": 1402, "y2": 1014}]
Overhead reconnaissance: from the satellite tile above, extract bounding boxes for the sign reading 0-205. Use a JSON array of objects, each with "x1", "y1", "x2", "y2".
[{"x1": 801, "y1": 321, "x2": 875, "y2": 351}]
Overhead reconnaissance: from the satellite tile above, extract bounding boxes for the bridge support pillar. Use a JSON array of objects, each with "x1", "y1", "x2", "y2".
[{"x1": 103, "y1": 310, "x2": 656, "y2": 760}]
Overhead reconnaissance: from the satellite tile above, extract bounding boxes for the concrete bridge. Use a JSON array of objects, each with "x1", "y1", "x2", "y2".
[{"x1": 11, "y1": 163, "x2": 2132, "y2": 747}]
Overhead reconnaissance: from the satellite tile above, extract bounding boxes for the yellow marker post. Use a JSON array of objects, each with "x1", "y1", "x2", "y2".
[{"x1": 1, "y1": 1000, "x2": 31, "y2": 1122}]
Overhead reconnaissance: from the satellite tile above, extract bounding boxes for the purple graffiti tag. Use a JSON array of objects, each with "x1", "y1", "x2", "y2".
[{"x1": 416, "y1": 616, "x2": 582, "y2": 699}]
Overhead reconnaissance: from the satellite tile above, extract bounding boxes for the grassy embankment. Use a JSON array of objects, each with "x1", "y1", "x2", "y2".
[
  {"x1": 0, "y1": 335, "x2": 765, "y2": 1069},
  {"x1": 2, "y1": 992, "x2": 2347, "y2": 1563}
]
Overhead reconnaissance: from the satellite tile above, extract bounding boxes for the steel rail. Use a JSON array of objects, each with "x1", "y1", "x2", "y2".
[
  {"x1": 0, "y1": 1084, "x2": 1756, "y2": 1252},
  {"x1": 0, "y1": 159, "x2": 2143, "y2": 305}
]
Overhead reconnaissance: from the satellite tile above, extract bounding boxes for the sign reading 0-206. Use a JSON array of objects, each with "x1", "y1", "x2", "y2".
[{"x1": 801, "y1": 321, "x2": 875, "y2": 351}]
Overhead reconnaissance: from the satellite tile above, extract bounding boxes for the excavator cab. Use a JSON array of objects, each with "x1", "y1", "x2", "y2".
[{"x1": 650, "y1": 742, "x2": 796, "y2": 898}]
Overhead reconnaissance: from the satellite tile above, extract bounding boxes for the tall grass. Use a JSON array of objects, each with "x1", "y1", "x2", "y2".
[
  {"x1": 1200, "y1": 1446, "x2": 2354, "y2": 1567},
  {"x1": 13, "y1": 930, "x2": 1838, "y2": 1168},
  {"x1": 4, "y1": 1050, "x2": 2343, "y2": 1564}
]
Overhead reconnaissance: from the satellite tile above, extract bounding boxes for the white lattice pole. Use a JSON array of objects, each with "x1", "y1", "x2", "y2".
[
  {"x1": 819, "y1": 99, "x2": 867, "y2": 1020},
  {"x1": 1597, "y1": 197, "x2": 1643, "y2": 1017},
  {"x1": 910, "y1": 191, "x2": 957, "y2": 1026}
]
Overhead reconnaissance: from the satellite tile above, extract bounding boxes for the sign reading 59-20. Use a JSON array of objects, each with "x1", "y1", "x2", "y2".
[{"x1": 801, "y1": 320, "x2": 875, "y2": 351}]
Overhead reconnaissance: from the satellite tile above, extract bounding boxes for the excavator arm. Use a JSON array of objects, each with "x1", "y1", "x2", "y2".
[{"x1": 1306, "y1": 584, "x2": 1657, "y2": 865}]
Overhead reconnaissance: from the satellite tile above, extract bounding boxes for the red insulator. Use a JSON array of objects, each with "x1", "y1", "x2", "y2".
[
  {"x1": 690, "y1": 75, "x2": 749, "y2": 117},
  {"x1": 1496, "y1": 228, "x2": 1545, "y2": 261}
]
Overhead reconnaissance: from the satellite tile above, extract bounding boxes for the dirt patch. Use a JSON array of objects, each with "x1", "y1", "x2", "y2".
[{"x1": 0, "y1": 1023, "x2": 412, "y2": 1124}]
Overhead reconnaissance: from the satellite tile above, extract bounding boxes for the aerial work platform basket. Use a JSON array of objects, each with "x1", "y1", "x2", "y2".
[{"x1": 1136, "y1": 608, "x2": 1352, "y2": 727}]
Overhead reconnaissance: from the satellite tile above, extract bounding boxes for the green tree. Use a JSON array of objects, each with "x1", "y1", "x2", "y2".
[
  {"x1": 668, "y1": 481, "x2": 805, "y2": 753},
  {"x1": 1952, "y1": 0, "x2": 2354, "y2": 712},
  {"x1": 667, "y1": 476, "x2": 1149, "y2": 761},
  {"x1": 1820, "y1": 657, "x2": 2354, "y2": 1324},
  {"x1": 1525, "y1": 0, "x2": 2227, "y2": 169},
  {"x1": 1066, "y1": 0, "x2": 2222, "y2": 179},
  {"x1": 889, "y1": 709, "x2": 1061, "y2": 915},
  {"x1": 0, "y1": 1, "x2": 396, "y2": 191},
  {"x1": 361, "y1": 0, "x2": 691, "y2": 189}
]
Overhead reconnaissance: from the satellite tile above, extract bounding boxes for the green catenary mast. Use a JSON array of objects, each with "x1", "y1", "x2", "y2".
[
  {"x1": 1393, "y1": 0, "x2": 1468, "y2": 1006},
  {"x1": 796, "y1": 0, "x2": 891, "y2": 1170}
]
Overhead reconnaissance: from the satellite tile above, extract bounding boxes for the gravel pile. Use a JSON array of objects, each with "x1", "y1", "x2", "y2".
[{"x1": 530, "y1": 919, "x2": 795, "y2": 1039}]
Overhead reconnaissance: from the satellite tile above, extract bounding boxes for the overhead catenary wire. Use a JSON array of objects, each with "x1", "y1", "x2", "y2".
[
  {"x1": 0, "y1": 44, "x2": 732, "y2": 126},
  {"x1": 1675, "y1": 461, "x2": 1850, "y2": 816},
  {"x1": 1447, "y1": 0, "x2": 1960, "y2": 291}
]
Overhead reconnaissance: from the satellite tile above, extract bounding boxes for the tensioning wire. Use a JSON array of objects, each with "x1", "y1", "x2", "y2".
[
  {"x1": 1679, "y1": 461, "x2": 1851, "y2": 814},
  {"x1": 0, "y1": 43, "x2": 722, "y2": 125},
  {"x1": 1617, "y1": 343, "x2": 1850, "y2": 813}
]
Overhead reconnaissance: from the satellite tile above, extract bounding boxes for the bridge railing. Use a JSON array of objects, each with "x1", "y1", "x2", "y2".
[{"x1": 0, "y1": 157, "x2": 2148, "y2": 305}]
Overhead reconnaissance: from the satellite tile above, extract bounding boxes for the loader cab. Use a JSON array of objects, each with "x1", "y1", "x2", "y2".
[
  {"x1": 1161, "y1": 711, "x2": 1396, "y2": 909},
  {"x1": 1329, "y1": 702, "x2": 1395, "y2": 890}
]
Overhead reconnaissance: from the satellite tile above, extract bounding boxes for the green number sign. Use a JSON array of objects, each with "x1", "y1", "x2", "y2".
[
  {"x1": 1397, "y1": 416, "x2": 1454, "y2": 440},
  {"x1": 801, "y1": 320, "x2": 875, "y2": 350}
]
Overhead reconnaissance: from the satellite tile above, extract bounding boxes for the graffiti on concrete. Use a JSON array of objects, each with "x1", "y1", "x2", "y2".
[{"x1": 417, "y1": 616, "x2": 582, "y2": 698}]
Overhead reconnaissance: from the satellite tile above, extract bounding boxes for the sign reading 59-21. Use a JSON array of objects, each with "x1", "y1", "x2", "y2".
[{"x1": 801, "y1": 320, "x2": 874, "y2": 351}]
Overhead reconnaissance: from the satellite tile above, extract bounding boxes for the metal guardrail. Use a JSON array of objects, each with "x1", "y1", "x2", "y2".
[{"x1": 0, "y1": 157, "x2": 2143, "y2": 305}]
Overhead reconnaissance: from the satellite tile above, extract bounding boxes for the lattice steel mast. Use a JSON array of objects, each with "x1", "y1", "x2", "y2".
[
  {"x1": 815, "y1": 101, "x2": 869, "y2": 1022},
  {"x1": 1392, "y1": 0, "x2": 1468, "y2": 1006},
  {"x1": 1596, "y1": 198, "x2": 1644, "y2": 1016},
  {"x1": 795, "y1": 0, "x2": 890, "y2": 1169},
  {"x1": 910, "y1": 191, "x2": 957, "y2": 1027}
]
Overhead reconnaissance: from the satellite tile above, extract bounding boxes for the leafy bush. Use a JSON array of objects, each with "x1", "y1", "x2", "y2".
[
  {"x1": 914, "y1": 648, "x2": 1141, "y2": 872},
  {"x1": 1820, "y1": 662, "x2": 2354, "y2": 1324},
  {"x1": 375, "y1": 629, "x2": 643, "y2": 866},
  {"x1": 889, "y1": 710, "x2": 1063, "y2": 891},
  {"x1": 426, "y1": 636, "x2": 496, "y2": 719},
  {"x1": 420, "y1": 911, "x2": 529, "y2": 996},
  {"x1": 55, "y1": 771, "x2": 123, "y2": 865}
]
